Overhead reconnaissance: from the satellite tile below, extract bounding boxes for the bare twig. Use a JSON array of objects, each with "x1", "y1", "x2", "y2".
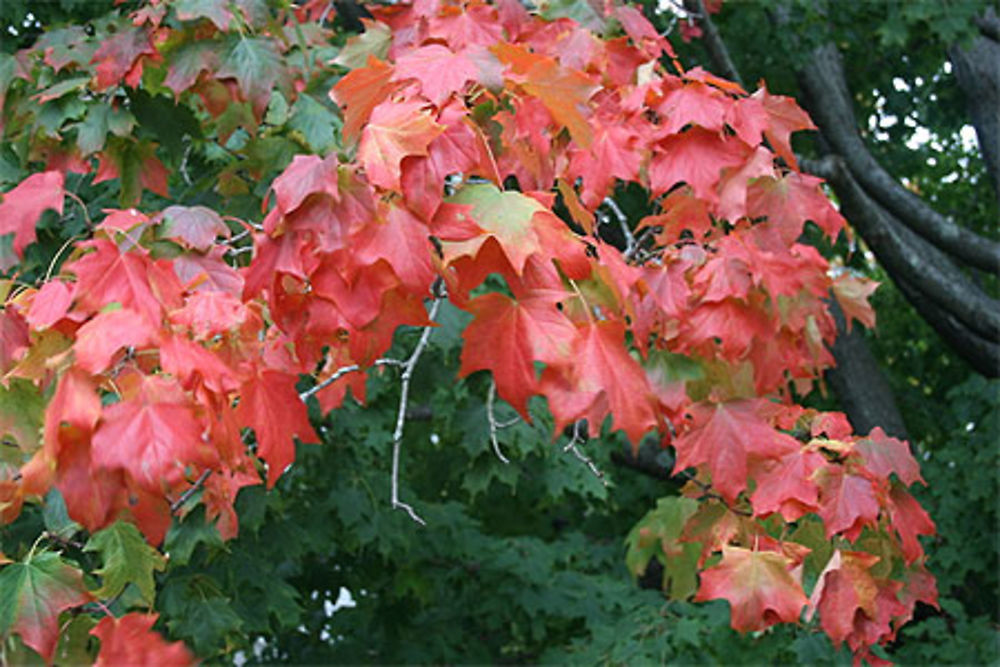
[
  {"x1": 171, "y1": 469, "x2": 212, "y2": 513},
  {"x1": 563, "y1": 421, "x2": 609, "y2": 486},
  {"x1": 64, "y1": 191, "x2": 93, "y2": 228},
  {"x1": 300, "y1": 358, "x2": 404, "y2": 402},
  {"x1": 486, "y1": 380, "x2": 511, "y2": 464},
  {"x1": 602, "y1": 197, "x2": 635, "y2": 256},
  {"x1": 391, "y1": 285, "x2": 445, "y2": 525},
  {"x1": 624, "y1": 225, "x2": 658, "y2": 264}
]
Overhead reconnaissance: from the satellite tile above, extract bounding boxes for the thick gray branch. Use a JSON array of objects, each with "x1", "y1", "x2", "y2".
[
  {"x1": 948, "y1": 9, "x2": 1000, "y2": 198},
  {"x1": 798, "y1": 43, "x2": 1000, "y2": 274},
  {"x1": 894, "y1": 276, "x2": 1000, "y2": 378},
  {"x1": 824, "y1": 299, "x2": 909, "y2": 439},
  {"x1": 682, "y1": 0, "x2": 745, "y2": 89},
  {"x1": 805, "y1": 155, "x2": 1000, "y2": 373}
]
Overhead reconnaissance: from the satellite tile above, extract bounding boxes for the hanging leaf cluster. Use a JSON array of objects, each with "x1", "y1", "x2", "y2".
[{"x1": 0, "y1": 0, "x2": 935, "y2": 663}]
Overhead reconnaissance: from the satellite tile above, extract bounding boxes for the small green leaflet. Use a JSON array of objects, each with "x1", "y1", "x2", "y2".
[{"x1": 85, "y1": 520, "x2": 167, "y2": 605}]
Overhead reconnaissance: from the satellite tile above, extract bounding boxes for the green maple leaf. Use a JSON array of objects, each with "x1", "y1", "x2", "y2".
[
  {"x1": 288, "y1": 93, "x2": 341, "y2": 153},
  {"x1": 85, "y1": 521, "x2": 167, "y2": 605},
  {"x1": 0, "y1": 378, "x2": 44, "y2": 451},
  {"x1": 218, "y1": 35, "x2": 285, "y2": 117},
  {"x1": 0, "y1": 552, "x2": 91, "y2": 662}
]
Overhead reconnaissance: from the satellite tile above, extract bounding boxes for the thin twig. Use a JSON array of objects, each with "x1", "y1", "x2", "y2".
[
  {"x1": 43, "y1": 234, "x2": 83, "y2": 282},
  {"x1": 603, "y1": 197, "x2": 635, "y2": 256},
  {"x1": 171, "y1": 469, "x2": 212, "y2": 513},
  {"x1": 391, "y1": 284, "x2": 445, "y2": 525},
  {"x1": 64, "y1": 191, "x2": 92, "y2": 227},
  {"x1": 486, "y1": 379, "x2": 510, "y2": 464},
  {"x1": 300, "y1": 358, "x2": 404, "y2": 401},
  {"x1": 563, "y1": 421, "x2": 609, "y2": 486},
  {"x1": 624, "y1": 225, "x2": 658, "y2": 263}
]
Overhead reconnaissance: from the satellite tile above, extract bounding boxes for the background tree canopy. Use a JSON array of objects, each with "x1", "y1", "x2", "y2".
[{"x1": 0, "y1": 0, "x2": 996, "y2": 664}]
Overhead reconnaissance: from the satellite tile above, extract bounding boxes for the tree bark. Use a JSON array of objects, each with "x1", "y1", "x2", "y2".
[
  {"x1": 825, "y1": 299, "x2": 909, "y2": 439},
  {"x1": 948, "y1": 8, "x2": 1000, "y2": 199},
  {"x1": 797, "y1": 43, "x2": 1000, "y2": 274},
  {"x1": 805, "y1": 154, "x2": 1000, "y2": 376}
]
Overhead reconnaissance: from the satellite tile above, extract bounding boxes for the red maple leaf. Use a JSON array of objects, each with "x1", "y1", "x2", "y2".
[
  {"x1": 42, "y1": 367, "x2": 102, "y2": 458},
  {"x1": 649, "y1": 127, "x2": 749, "y2": 203},
  {"x1": 169, "y1": 290, "x2": 249, "y2": 340},
  {"x1": 92, "y1": 613, "x2": 193, "y2": 666},
  {"x1": 235, "y1": 369, "x2": 318, "y2": 487},
  {"x1": 330, "y1": 55, "x2": 396, "y2": 143},
  {"x1": 269, "y1": 154, "x2": 340, "y2": 216},
  {"x1": 202, "y1": 469, "x2": 261, "y2": 541},
  {"x1": 90, "y1": 26, "x2": 156, "y2": 90},
  {"x1": 495, "y1": 44, "x2": 597, "y2": 147},
  {"x1": 694, "y1": 545, "x2": 808, "y2": 632},
  {"x1": 815, "y1": 466, "x2": 881, "y2": 540},
  {"x1": 540, "y1": 320, "x2": 659, "y2": 444},
  {"x1": 673, "y1": 400, "x2": 800, "y2": 503},
  {"x1": 0, "y1": 171, "x2": 65, "y2": 267},
  {"x1": 854, "y1": 427, "x2": 923, "y2": 486},
  {"x1": 66, "y1": 238, "x2": 182, "y2": 324},
  {"x1": 353, "y1": 203, "x2": 436, "y2": 294},
  {"x1": 887, "y1": 483, "x2": 935, "y2": 563},
  {"x1": 173, "y1": 247, "x2": 245, "y2": 295},
  {"x1": 358, "y1": 100, "x2": 444, "y2": 190},
  {"x1": 73, "y1": 308, "x2": 158, "y2": 374},
  {"x1": 392, "y1": 44, "x2": 480, "y2": 106},
  {"x1": 754, "y1": 85, "x2": 815, "y2": 168},
  {"x1": 459, "y1": 289, "x2": 578, "y2": 418},
  {"x1": 749, "y1": 447, "x2": 825, "y2": 521},
  {"x1": 91, "y1": 374, "x2": 217, "y2": 492},
  {"x1": 159, "y1": 205, "x2": 230, "y2": 251},
  {"x1": 746, "y1": 171, "x2": 845, "y2": 243},
  {"x1": 25, "y1": 279, "x2": 76, "y2": 330},
  {"x1": 831, "y1": 273, "x2": 879, "y2": 331},
  {"x1": 0, "y1": 308, "x2": 29, "y2": 375}
]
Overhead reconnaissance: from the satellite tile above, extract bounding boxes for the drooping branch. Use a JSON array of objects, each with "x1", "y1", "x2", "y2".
[
  {"x1": 676, "y1": 2, "x2": 924, "y2": 429},
  {"x1": 797, "y1": 43, "x2": 1000, "y2": 274},
  {"x1": 948, "y1": 8, "x2": 1000, "y2": 198},
  {"x1": 824, "y1": 299, "x2": 909, "y2": 439},
  {"x1": 893, "y1": 274, "x2": 1000, "y2": 378},
  {"x1": 804, "y1": 154, "x2": 1000, "y2": 375},
  {"x1": 682, "y1": 0, "x2": 745, "y2": 89},
  {"x1": 390, "y1": 287, "x2": 445, "y2": 525}
]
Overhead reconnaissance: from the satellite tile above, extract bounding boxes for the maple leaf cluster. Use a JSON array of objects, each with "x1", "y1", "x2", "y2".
[{"x1": 0, "y1": 0, "x2": 936, "y2": 663}]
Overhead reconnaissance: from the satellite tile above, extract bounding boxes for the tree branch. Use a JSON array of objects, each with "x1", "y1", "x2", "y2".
[
  {"x1": 804, "y1": 154, "x2": 1000, "y2": 374},
  {"x1": 390, "y1": 287, "x2": 444, "y2": 525},
  {"x1": 682, "y1": 0, "x2": 745, "y2": 89},
  {"x1": 948, "y1": 10, "x2": 1000, "y2": 199},
  {"x1": 486, "y1": 379, "x2": 511, "y2": 464},
  {"x1": 824, "y1": 297, "x2": 910, "y2": 439},
  {"x1": 300, "y1": 357, "x2": 404, "y2": 402},
  {"x1": 797, "y1": 43, "x2": 1000, "y2": 274},
  {"x1": 563, "y1": 421, "x2": 608, "y2": 485}
]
